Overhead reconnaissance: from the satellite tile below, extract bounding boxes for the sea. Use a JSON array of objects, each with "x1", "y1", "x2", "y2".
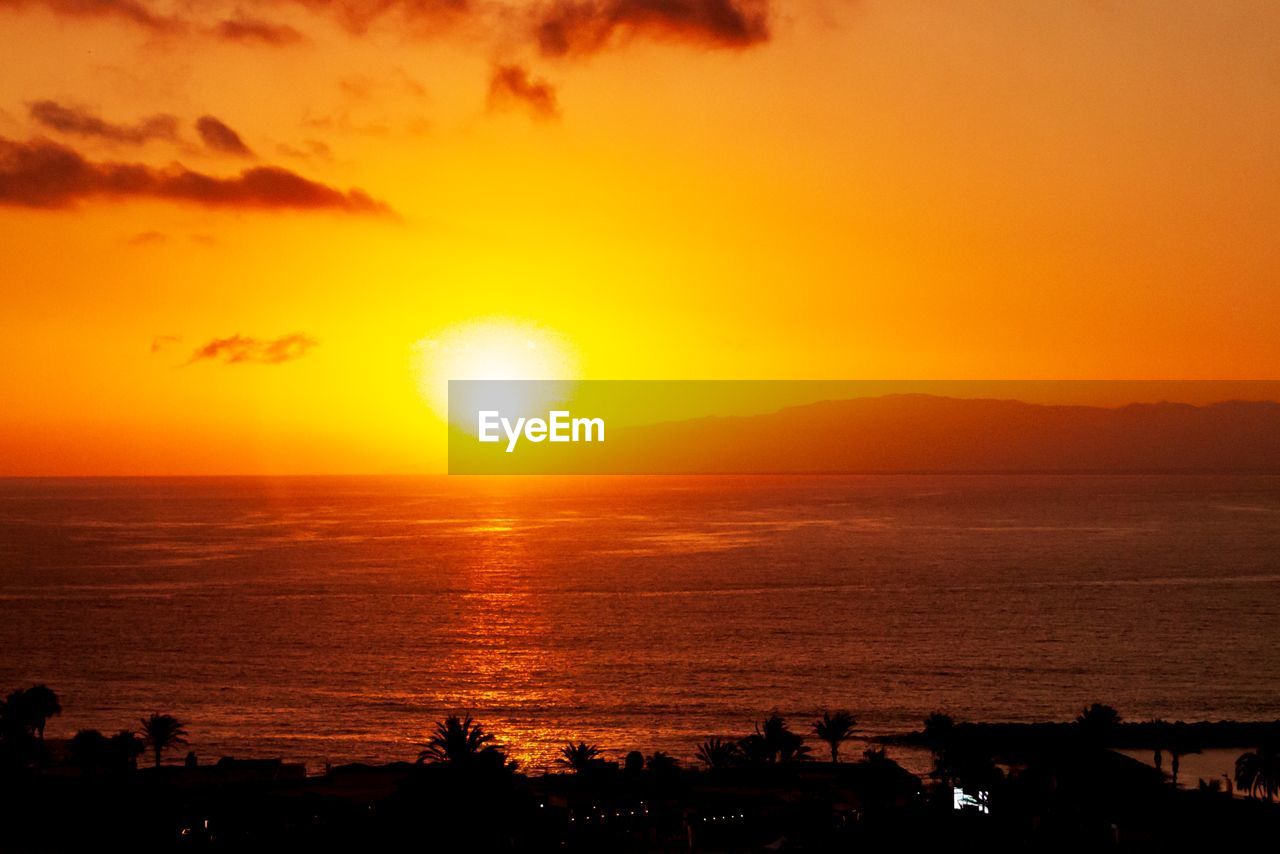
[{"x1": 1, "y1": 474, "x2": 1277, "y2": 780}]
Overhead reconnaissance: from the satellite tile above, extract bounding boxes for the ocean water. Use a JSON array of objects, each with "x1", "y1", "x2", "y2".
[{"x1": 1, "y1": 475, "x2": 1278, "y2": 773}]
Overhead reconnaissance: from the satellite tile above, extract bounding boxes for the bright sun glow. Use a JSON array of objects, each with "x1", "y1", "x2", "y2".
[{"x1": 413, "y1": 319, "x2": 579, "y2": 423}]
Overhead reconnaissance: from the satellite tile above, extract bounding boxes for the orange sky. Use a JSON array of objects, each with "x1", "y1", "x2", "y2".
[{"x1": 1, "y1": 1, "x2": 1279, "y2": 474}]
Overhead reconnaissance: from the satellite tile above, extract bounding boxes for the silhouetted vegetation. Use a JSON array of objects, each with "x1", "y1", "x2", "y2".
[
  {"x1": 1235, "y1": 744, "x2": 1280, "y2": 801},
  {"x1": 3, "y1": 689, "x2": 1280, "y2": 851},
  {"x1": 140, "y1": 713, "x2": 188, "y2": 768},
  {"x1": 556, "y1": 741, "x2": 602, "y2": 774},
  {"x1": 813, "y1": 709, "x2": 857, "y2": 763}
]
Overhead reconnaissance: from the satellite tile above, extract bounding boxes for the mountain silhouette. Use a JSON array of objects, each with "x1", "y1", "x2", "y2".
[{"x1": 587, "y1": 394, "x2": 1280, "y2": 473}]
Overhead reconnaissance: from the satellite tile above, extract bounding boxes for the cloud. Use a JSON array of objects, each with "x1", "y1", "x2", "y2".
[
  {"x1": 277, "y1": 139, "x2": 334, "y2": 161},
  {"x1": 213, "y1": 15, "x2": 304, "y2": 45},
  {"x1": 533, "y1": 0, "x2": 770, "y2": 56},
  {"x1": 150, "y1": 333, "x2": 181, "y2": 352},
  {"x1": 0, "y1": 0, "x2": 182, "y2": 30},
  {"x1": 195, "y1": 115, "x2": 254, "y2": 157},
  {"x1": 487, "y1": 64, "x2": 559, "y2": 120},
  {"x1": 128, "y1": 229, "x2": 167, "y2": 245},
  {"x1": 0, "y1": 136, "x2": 389, "y2": 212},
  {"x1": 187, "y1": 333, "x2": 318, "y2": 365},
  {"x1": 7, "y1": 0, "x2": 775, "y2": 56},
  {"x1": 289, "y1": 0, "x2": 472, "y2": 36},
  {"x1": 29, "y1": 100, "x2": 179, "y2": 145}
]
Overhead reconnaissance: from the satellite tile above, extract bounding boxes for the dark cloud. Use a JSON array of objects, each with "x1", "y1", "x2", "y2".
[
  {"x1": 188, "y1": 333, "x2": 318, "y2": 365},
  {"x1": 214, "y1": 15, "x2": 304, "y2": 44},
  {"x1": 534, "y1": 0, "x2": 769, "y2": 56},
  {"x1": 5, "y1": 0, "x2": 776, "y2": 56},
  {"x1": 195, "y1": 115, "x2": 254, "y2": 157},
  {"x1": 0, "y1": 0, "x2": 182, "y2": 30},
  {"x1": 0, "y1": 136, "x2": 389, "y2": 212},
  {"x1": 487, "y1": 64, "x2": 559, "y2": 120},
  {"x1": 29, "y1": 100, "x2": 179, "y2": 145}
]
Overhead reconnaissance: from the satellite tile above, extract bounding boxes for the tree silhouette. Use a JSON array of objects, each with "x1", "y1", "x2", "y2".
[
  {"x1": 17, "y1": 686, "x2": 60, "y2": 743},
  {"x1": 922, "y1": 712, "x2": 955, "y2": 748},
  {"x1": 418, "y1": 714, "x2": 500, "y2": 765},
  {"x1": 140, "y1": 713, "x2": 188, "y2": 768},
  {"x1": 110, "y1": 729, "x2": 144, "y2": 771},
  {"x1": 647, "y1": 751, "x2": 680, "y2": 779},
  {"x1": 695, "y1": 737, "x2": 740, "y2": 770},
  {"x1": 68, "y1": 729, "x2": 110, "y2": 774},
  {"x1": 812, "y1": 710, "x2": 857, "y2": 763},
  {"x1": 1075, "y1": 703, "x2": 1121, "y2": 745},
  {"x1": 556, "y1": 741, "x2": 601, "y2": 773},
  {"x1": 1234, "y1": 745, "x2": 1280, "y2": 801},
  {"x1": 740, "y1": 713, "x2": 810, "y2": 764}
]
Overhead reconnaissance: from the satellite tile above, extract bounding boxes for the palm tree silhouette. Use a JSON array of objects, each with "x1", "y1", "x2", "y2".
[
  {"x1": 418, "y1": 714, "x2": 500, "y2": 765},
  {"x1": 1234, "y1": 745, "x2": 1280, "y2": 801},
  {"x1": 556, "y1": 741, "x2": 601, "y2": 773},
  {"x1": 1075, "y1": 703, "x2": 1121, "y2": 745},
  {"x1": 812, "y1": 710, "x2": 857, "y2": 763},
  {"x1": 140, "y1": 713, "x2": 188, "y2": 768},
  {"x1": 741, "y1": 713, "x2": 810, "y2": 764},
  {"x1": 695, "y1": 738, "x2": 740, "y2": 770}
]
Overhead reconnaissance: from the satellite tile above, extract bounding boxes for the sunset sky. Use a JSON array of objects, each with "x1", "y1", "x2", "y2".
[{"x1": 2, "y1": 1, "x2": 1279, "y2": 474}]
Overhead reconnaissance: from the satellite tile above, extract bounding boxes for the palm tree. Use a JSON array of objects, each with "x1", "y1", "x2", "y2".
[
  {"x1": 418, "y1": 714, "x2": 499, "y2": 765},
  {"x1": 695, "y1": 738, "x2": 740, "y2": 770},
  {"x1": 139, "y1": 713, "x2": 188, "y2": 768},
  {"x1": 556, "y1": 741, "x2": 601, "y2": 773},
  {"x1": 741, "y1": 713, "x2": 810, "y2": 764},
  {"x1": 1075, "y1": 703, "x2": 1121, "y2": 745},
  {"x1": 813, "y1": 710, "x2": 857, "y2": 763},
  {"x1": 1235, "y1": 745, "x2": 1280, "y2": 801}
]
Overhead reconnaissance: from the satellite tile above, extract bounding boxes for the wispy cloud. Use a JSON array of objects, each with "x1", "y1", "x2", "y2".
[
  {"x1": 128, "y1": 230, "x2": 167, "y2": 246},
  {"x1": 213, "y1": 15, "x2": 304, "y2": 45},
  {"x1": 5, "y1": 0, "x2": 775, "y2": 56},
  {"x1": 187, "y1": 333, "x2": 318, "y2": 365},
  {"x1": 0, "y1": 0, "x2": 183, "y2": 31},
  {"x1": 195, "y1": 115, "x2": 254, "y2": 157},
  {"x1": 150, "y1": 333, "x2": 181, "y2": 353},
  {"x1": 487, "y1": 64, "x2": 559, "y2": 121},
  {"x1": 0, "y1": 136, "x2": 389, "y2": 212},
  {"x1": 29, "y1": 101, "x2": 178, "y2": 145},
  {"x1": 533, "y1": 0, "x2": 770, "y2": 57}
]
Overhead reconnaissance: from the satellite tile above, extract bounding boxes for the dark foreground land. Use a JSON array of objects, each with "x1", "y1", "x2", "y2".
[{"x1": 2, "y1": 693, "x2": 1279, "y2": 851}]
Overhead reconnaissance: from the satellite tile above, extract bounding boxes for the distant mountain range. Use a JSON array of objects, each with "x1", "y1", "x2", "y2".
[{"x1": 594, "y1": 394, "x2": 1280, "y2": 473}]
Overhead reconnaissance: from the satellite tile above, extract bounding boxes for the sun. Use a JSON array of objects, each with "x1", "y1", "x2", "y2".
[{"x1": 412, "y1": 318, "x2": 579, "y2": 423}]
